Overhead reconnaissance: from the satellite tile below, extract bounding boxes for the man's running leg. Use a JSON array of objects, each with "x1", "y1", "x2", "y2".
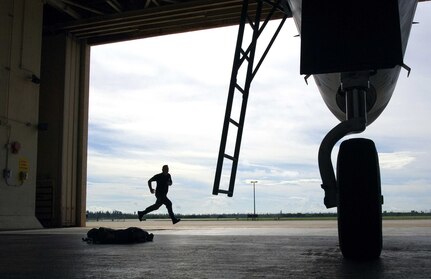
[
  {"x1": 162, "y1": 197, "x2": 181, "y2": 224},
  {"x1": 138, "y1": 201, "x2": 162, "y2": 221}
]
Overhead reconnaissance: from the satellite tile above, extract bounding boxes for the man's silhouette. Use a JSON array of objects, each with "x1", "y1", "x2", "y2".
[{"x1": 138, "y1": 165, "x2": 181, "y2": 224}]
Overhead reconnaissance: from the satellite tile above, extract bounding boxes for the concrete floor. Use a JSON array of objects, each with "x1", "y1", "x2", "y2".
[{"x1": 0, "y1": 219, "x2": 430, "y2": 278}]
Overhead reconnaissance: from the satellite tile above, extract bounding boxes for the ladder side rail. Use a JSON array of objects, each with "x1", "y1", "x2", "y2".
[
  {"x1": 228, "y1": 0, "x2": 263, "y2": 196},
  {"x1": 213, "y1": 0, "x2": 251, "y2": 195}
]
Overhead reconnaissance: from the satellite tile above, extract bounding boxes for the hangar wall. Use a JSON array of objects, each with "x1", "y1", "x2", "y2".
[
  {"x1": 0, "y1": 0, "x2": 43, "y2": 229},
  {"x1": 0, "y1": 0, "x2": 88, "y2": 229}
]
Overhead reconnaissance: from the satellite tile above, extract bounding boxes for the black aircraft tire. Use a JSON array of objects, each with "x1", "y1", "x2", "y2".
[{"x1": 337, "y1": 138, "x2": 382, "y2": 260}]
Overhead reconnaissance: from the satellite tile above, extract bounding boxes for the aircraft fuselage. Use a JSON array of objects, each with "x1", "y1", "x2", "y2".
[{"x1": 288, "y1": 0, "x2": 418, "y2": 124}]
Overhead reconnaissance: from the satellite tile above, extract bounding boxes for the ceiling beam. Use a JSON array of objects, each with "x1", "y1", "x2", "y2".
[{"x1": 45, "y1": 0, "x2": 289, "y2": 45}]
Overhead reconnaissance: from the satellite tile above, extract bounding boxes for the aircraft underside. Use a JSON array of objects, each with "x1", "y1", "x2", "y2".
[{"x1": 213, "y1": 0, "x2": 419, "y2": 260}]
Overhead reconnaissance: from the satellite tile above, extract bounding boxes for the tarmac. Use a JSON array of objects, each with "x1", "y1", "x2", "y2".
[{"x1": 0, "y1": 219, "x2": 430, "y2": 278}]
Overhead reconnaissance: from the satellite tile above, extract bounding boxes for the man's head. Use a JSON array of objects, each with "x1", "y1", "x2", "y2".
[{"x1": 162, "y1": 165, "x2": 169, "y2": 174}]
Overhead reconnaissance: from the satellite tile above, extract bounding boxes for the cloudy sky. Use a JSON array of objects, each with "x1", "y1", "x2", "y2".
[{"x1": 87, "y1": 3, "x2": 431, "y2": 215}]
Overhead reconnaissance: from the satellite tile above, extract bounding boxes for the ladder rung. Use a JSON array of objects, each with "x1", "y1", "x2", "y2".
[
  {"x1": 235, "y1": 84, "x2": 245, "y2": 94},
  {"x1": 224, "y1": 154, "x2": 237, "y2": 161},
  {"x1": 229, "y1": 118, "x2": 239, "y2": 127},
  {"x1": 240, "y1": 50, "x2": 250, "y2": 62},
  {"x1": 218, "y1": 190, "x2": 232, "y2": 195}
]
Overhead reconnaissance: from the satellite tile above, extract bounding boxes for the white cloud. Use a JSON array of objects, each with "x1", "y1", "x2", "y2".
[{"x1": 379, "y1": 152, "x2": 416, "y2": 170}]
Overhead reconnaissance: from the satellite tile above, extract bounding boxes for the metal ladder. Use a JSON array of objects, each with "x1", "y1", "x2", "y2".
[{"x1": 213, "y1": 0, "x2": 291, "y2": 197}]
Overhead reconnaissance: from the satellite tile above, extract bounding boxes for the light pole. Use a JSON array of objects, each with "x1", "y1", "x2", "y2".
[{"x1": 250, "y1": 180, "x2": 258, "y2": 217}]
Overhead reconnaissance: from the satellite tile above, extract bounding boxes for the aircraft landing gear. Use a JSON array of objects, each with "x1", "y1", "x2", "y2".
[{"x1": 318, "y1": 72, "x2": 383, "y2": 260}]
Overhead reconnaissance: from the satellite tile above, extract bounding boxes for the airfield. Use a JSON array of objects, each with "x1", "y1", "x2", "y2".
[{"x1": 0, "y1": 219, "x2": 430, "y2": 278}]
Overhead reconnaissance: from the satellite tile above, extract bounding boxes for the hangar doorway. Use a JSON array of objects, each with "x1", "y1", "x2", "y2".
[
  {"x1": 86, "y1": 28, "x2": 235, "y2": 217},
  {"x1": 36, "y1": 0, "x2": 286, "y2": 227},
  {"x1": 36, "y1": 0, "x2": 249, "y2": 228}
]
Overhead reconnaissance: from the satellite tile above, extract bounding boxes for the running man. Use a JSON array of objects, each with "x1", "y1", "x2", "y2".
[{"x1": 138, "y1": 165, "x2": 180, "y2": 224}]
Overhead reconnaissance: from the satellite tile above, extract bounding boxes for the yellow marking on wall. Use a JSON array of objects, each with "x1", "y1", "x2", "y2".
[{"x1": 19, "y1": 158, "x2": 29, "y2": 172}]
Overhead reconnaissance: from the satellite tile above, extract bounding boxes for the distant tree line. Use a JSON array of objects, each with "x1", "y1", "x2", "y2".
[
  {"x1": 86, "y1": 210, "x2": 431, "y2": 221},
  {"x1": 86, "y1": 210, "x2": 134, "y2": 221}
]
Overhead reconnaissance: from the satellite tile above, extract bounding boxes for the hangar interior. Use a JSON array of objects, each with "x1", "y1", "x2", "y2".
[{"x1": 0, "y1": 0, "x2": 286, "y2": 229}]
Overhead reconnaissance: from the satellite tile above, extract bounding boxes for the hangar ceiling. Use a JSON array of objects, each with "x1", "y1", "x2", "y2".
[{"x1": 43, "y1": 0, "x2": 290, "y2": 45}]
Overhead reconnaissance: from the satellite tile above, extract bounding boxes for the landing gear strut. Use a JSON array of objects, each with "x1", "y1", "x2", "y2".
[{"x1": 318, "y1": 72, "x2": 383, "y2": 260}]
